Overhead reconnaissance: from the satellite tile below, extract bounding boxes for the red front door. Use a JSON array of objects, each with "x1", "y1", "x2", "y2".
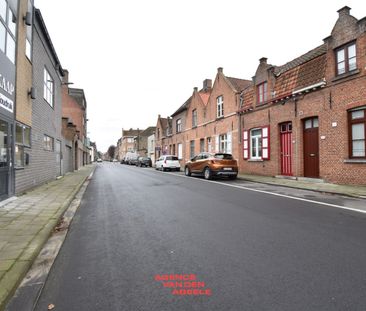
[
  {"x1": 280, "y1": 122, "x2": 293, "y2": 176},
  {"x1": 303, "y1": 117, "x2": 319, "y2": 178}
]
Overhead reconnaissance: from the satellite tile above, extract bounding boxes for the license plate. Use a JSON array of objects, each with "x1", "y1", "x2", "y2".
[{"x1": 223, "y1": 167, "x2": 232, "y2": 171}]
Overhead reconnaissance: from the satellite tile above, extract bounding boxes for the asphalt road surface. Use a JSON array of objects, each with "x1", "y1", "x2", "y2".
[{"x1": 33, "y1": 163, "x2": 366, "y2": 311}]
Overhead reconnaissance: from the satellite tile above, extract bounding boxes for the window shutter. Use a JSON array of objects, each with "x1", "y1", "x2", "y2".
[
  {"x1": 262, "y1": 126, "x2": 270, "y2": 160},
  {"x1": 215, "y1": 136, "x2": 219, "y2": 152},
  {"x1": 227, "y1": 132, "x2": 232, "y2": 154},
  {"x1": 243, "y1": 130, "x2": 249, "y2": 159}
]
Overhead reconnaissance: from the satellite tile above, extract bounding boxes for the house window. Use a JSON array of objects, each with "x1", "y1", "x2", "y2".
[
  {"x1": 349, "y1": 107, "x2": 365, "y2": 158},
  {"x1": 15, "y1": 123, "x2": 31, "y2": 167},
  {"x1": 257, "y1": 82, "x2": 268, "y2": 104},
  {"x1": 25, "y1": 0, "x2": 32, "y2": 60},
  {"x1": 176, "y1": 118, "x2": 182, "y2": 133},
  {"x1": 336, "y1": 42, "x2": 356, "y2": 75},
  {"x1": 244, "y1": 127, "x2": 270, "y2": 160},
  {"x1": 190, "y1": 140, "x2": 195, "y2": 159},
  {"x1": 217, "y1": 96, "x2": 224, "y2": 118},
  {"x1": 157, "y1": 128, "x2": 160, "y2": 139},
  {"x1": 219, "y1": 134, "x2": 227, "y2": 153},
  {"x1": 0, "y1": 0, "x2": 16, "y2": 63},
  {"x1": 44, "y1": 68, "x2": 54, "y2": 107},
  {"x1": 207, "y1": 137, "x2": 212, "y2": 153},
  {"x1": 43, "y1": 135, "x2": 54, "y2": 151},
  {"x1": 200, "y1": 138, "x2": 204, "y2": 152},
  {"x1": 192, "y1": 109, "x2": 197, "y2": 127},
  {"x1": 250, "y1": 129, "x2": 262, "y2": 159},
  {"x1": 177, "y1": 143, "x2": 182, "y2": 159}
]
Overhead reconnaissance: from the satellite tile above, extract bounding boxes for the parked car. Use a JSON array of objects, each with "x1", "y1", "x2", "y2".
[
  {"x1": 184, "y1": 152, "x2": 238, "y2": 180},
  {"x1": 97, "y1": 158, "x2": 103, "y2": 163},
  {"x1": 136, "y1": 156, "x2": 152, "y2": 167},
  {"x1": 124, "y1": 152, "x2": 139, "y2": 165},
  {"x1": 155, "y1": 155, "x2": 180, "y2": 171}
]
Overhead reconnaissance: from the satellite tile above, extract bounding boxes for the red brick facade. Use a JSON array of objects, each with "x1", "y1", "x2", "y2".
[
  {"x1": 155, "y1": 6, "x2": 366, "y2": 185},
  {"x1": 239, "y1": 6, "x2": 366, "y2": 185}
]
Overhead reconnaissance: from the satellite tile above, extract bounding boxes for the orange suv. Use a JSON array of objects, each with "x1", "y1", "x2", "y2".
[{"x1": 184, "y1": 152, "x2": 238, "y2": 180}]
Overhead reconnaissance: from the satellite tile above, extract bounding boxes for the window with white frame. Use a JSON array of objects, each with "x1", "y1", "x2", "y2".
[
  {"x1": 192, "y1": 109, "x2": 197, "y2": 127},
  {"x1": 257, "y1": 82, "x2": 268, "y2": 104},
  {"x1": 207, "y1": 137, "x2": 212, "y2": 153},
  {"x1": 250, "y1": 129, "x2": 262, "y2": 159},
  {"x1": 25, "y1": 0, "x2": 32, "y2": 60},
  {"x1": 243, "y1": 127, "x2": 269, "y2": 160},
  {"x1": 177, "y1": 143, "x2": 182, "y2": 159},
  {"x1": 219, "y1": 134, "x2": 227, "y2": 153},
  {"x1": 43, "y1": 135, "x2": 54, "y2": 151},
  {"x1": 0, "y1": 0, "x2": 16, "y2": 63},
  {"x1": 349, "y1": 107, "x2": 365, "y2": 158},
  {"x1": 44, "y1": 68, "x2": 54, "y2": 107},
  {"x1": 217, "y1": 95, "x2": 224, "y2": 118},
  {"x1": 176, "y1": 118, "x2": 182, "y2": 133},
  {"x1": 336, "y1": 42, "x2": 356, "y2": 75}
]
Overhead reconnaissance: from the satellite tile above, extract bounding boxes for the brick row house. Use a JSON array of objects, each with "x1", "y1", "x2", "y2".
[
  {"x1": 155, "y1": 6, "x2": 366, "y2": 185},
  {"x1": 0, "y1": 1, "x2": 93, "y2": 201}
]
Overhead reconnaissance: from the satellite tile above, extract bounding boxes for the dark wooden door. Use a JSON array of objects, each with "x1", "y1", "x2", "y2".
[
  {"x1": 280, "y1": 122, "x2": 293, "y2": 176},
  {"x1": 303, "y1": 117, "x2": 319, "y2": 178}
]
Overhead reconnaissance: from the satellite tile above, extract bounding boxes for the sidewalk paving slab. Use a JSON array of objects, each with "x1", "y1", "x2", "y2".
[
  {"x1": 238, "y1": 173, "x2": 366, "y2": 198},
  {"x1": 0, "y1": 164, "x2": 95, "y2": 311}
]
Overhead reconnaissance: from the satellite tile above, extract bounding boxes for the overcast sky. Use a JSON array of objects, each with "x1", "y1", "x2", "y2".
[{"x1": 34, "y1": 0, "x2": 366, "y2": 152}]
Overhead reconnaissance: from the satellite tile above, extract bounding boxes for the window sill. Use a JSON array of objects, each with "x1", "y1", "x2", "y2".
[
  {"x1": 331, "y1": 69, "x2": 360, "y2": 83},
  {"x1": 15, "y1": 166, "x2": 25, "y2": 170},
  {"x1": 344, "y1": 159, "x2": 366, "y2": 164},
  {"x1": 216, "y1": 116, "x2": 224, "y2": 121},
  {"x1": 248, "y1": 159, "x2": 263, "y2": 162}
]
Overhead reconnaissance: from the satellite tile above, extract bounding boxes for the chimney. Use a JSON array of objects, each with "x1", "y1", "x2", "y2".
[
  {"x1": 158, "y1": 114, "x2": 161, "y2": 119},
  {"x1": 217, "y1": 67, "x2": 223, "y2": 73},
  {"x1": 337, "y1": 6, "x2": 351, "y2": 17},
  {"x1": 203, "y1": 79, "x2": 212, "y2": 91},
  {"x1": 193, "y1": 87, "x2": 198, "y2": 92},
  {"x1": 62, "y1": 69, "x2": 69, "y2": 84},
  {"x1": 259, "y1": 57, "x2": 267, "y2": 64}
]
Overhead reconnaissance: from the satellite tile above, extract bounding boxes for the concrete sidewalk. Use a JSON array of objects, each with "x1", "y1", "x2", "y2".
[
  {"x1": 238, "y1": 173, "x2": 366, "y2": 198},
  {"x1": 0, "y1": 165, "x2": 95, "y2": 311}
]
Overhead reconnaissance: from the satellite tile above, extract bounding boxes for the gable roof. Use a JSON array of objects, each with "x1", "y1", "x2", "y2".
[
  {"x1": 274, "y1": 44, "x2": 327, "y2": 76},
  {"x1": 159, "y1": 117, "x2": 168, "y2": 130},
  {"x1": 226, "y1": 77, "x2": 252, "y2": 92},
  {"x1": 140, "y1": 126, "x2": 155, "y2": 137},
  {"x1": 171, "y1": 96, "x2": 192, "y2": 117},
  {"x1": 198, "y1": 91, "x2": 210, "y2": 106}
]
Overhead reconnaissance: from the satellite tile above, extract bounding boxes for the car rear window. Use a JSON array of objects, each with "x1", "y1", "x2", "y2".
[
  {"x1": 166, "y1": 156, "x2": 178, "y2": 161},
  {"x1": 214, "y1": 153, "x2": 233, "y2": 160}
]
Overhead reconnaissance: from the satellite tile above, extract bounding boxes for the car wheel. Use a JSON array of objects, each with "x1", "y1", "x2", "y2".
[
  {"x1": 184, "y1": 166, "x2": 191, "y2": 176},
  {"x1": 204, "y1": 167, "x2": 212, "y2": 180}
]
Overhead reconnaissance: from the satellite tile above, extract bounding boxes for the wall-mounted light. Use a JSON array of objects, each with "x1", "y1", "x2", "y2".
[
  {"x1": 28, "y1": 87, "x2": 37, "y2": 99},
  {"x1": 23, "y1": 12, "x2": 32, "y2": 26}
]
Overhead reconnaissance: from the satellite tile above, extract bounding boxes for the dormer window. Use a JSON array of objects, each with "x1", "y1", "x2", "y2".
[
  {"x1": 257, "y1": 82, "x2": 268, "y2": 104},
  {"x1": 336, "y1": 42, "x2": 356, "y2": 75}
]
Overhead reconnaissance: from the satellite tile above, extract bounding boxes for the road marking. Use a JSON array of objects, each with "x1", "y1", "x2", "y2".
[{"x1": 152, "y1": 169, "x2": 366, "y2": 215}]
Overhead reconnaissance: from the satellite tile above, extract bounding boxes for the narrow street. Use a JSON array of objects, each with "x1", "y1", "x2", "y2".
[{"x1": 33, "y1": 163, "x2": 366, "y2": 311}]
